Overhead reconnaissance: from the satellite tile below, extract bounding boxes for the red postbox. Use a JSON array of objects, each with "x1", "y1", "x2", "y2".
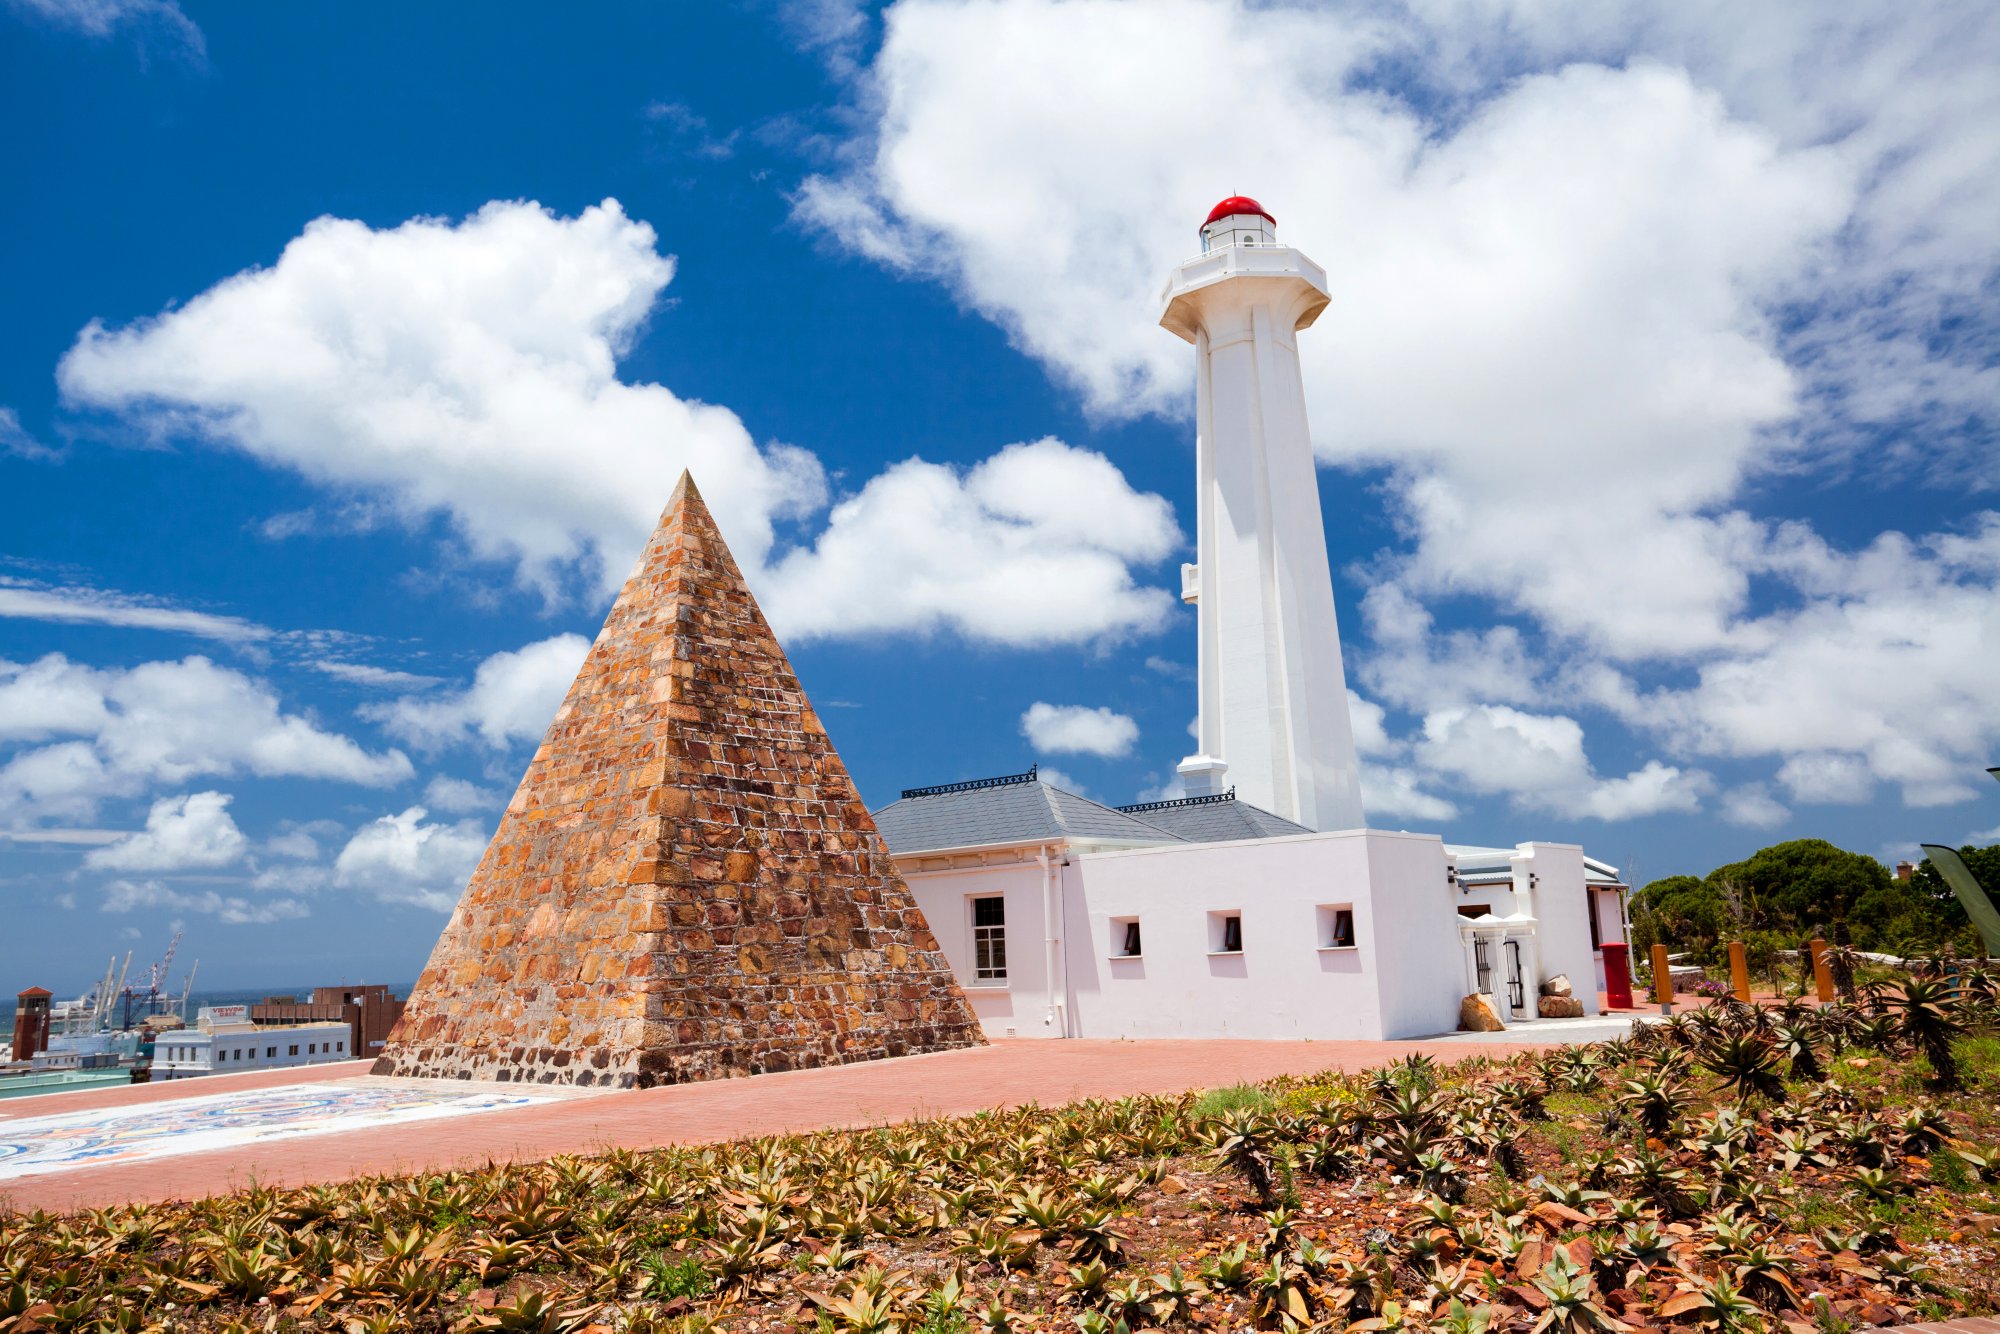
[{"x1": 1601, "y1": 943, "x2": 1633, "y2": 1010}]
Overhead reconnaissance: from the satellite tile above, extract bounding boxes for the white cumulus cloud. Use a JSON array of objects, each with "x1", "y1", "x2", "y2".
[
  {"x1": 84, "y1": 790, "x2": 247, "y2": 872},
  {"x1": 1020, "y1": 701, "x2": 1141, "y2": 758},
  {"x1": 332, "y1": 806, "x2": 488, "y2": 911},
  {"x1": 58, "y1": 199, "x2": 825, "y2": 605},
  {"x1": 1416, "y1": 705, "x2": 1709, "y2": 822},
  {"x1": 760, "y1": 439, "x2": 1179, "y2": 646},
  {"x1": 423, "y1": 775, "x2": 504, "y2": 813},
  {"x1": 1719, "y1": 783, "x2": 1791, "y2": 830},
  {"x1": 0, "y1": 654, "x2": 411, "y2": 828},
  {"x1": 367, "y1": 634, "x2": 590, "y2": 751}
]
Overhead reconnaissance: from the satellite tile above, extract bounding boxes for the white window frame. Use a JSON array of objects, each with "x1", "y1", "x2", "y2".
[
  {"x1": 1110, "y1": 916, "x2": 1143, "y2": 958},
  {"x1": 1317, "y1": 903, "x2": 1359, "y2": 951},
  {"x1": 969, "y1": 894, "x2": 1008, "y2": 985},
  {"x1": 1208, "y1": 910, "x2": 1244, "y2": 955}
]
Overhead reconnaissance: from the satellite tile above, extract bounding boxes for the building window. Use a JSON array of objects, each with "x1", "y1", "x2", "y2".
[
  {"x1": 336, "y1": 1040, "x2": 344, "y2": 1052},
  {"x1": 1318, "y1": 904, "x2": 1356, "y2": 949},
  {"x1": 1112, "y1": 917, "x2": 1142, "y2": 957},
  {"x1": 308, "y1": 1043, "x2": 316, "y2": 1054},
  {"x1": 971, "y1": 896, "x2": 1007, "y2": 983},
  {"x1": 289, "y1": 1045, "x2": 299, "y2": 1056},
  {"x1": 1588, "y1": 892, "x2": 1603, "y2": 949},
  {"x1": 1457, "y1": 904, "x2": 1491, "y2": 919},
  {"x1": 267, "y1": 1046, "x2": 277, "y2": 1058},
  {"x1": 1210, "y1": 911, "x2": 1243, "y2": 954}
]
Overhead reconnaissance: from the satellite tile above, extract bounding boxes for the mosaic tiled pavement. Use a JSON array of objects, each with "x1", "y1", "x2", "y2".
[{"x1": 0, "y1": 1079, "x2": 575, "y2": 1181}]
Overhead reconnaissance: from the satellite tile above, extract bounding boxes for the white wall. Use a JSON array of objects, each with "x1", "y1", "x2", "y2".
[
  {"x1": 902, "y1": 856, "x2": 1064, "y2": 1040},
  {"x1": 1365, "y1": 835, "x2": 1471, "y2": 1037},
  {"x1": 1522, "y1": 843, "x2": 1600, "y2": 1016},
  {"x1": 1063, "y1": 829, "x2": 1454, "y2": 1041},
  {"x1": 152, "y1": 1023, "x2": 354, "y2": 1079}
]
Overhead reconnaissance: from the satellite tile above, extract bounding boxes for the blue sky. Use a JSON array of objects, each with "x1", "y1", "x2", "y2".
[{"x1": 2, "y1": 0, "x2": 1996, "y2": 998}]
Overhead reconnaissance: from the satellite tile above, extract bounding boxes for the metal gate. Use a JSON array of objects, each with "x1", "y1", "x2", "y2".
[
  {"x1": 1474, "y1": 938, "x2": 1492, "y2": 994},
  {"x1": 1506, "y1": 940, "x2": 1525, "y2": 1011}
]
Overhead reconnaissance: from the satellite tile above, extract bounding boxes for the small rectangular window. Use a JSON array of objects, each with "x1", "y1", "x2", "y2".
[
  {"x1": 308, "y1": 1043, "x2": 316, "y2": 1054},
  {"x1": 1122, "y1": 920, "x2": 1142, "y2": 956},
  {"x1": 267, "y1": 1046, "x2": 276, "y2": 1058},
  {"x1": 1317, "y1": 903, "x2": 1359, "y2": 948},
  {"x1": 1209, "y1": 911, "x2": 1243, "y2": 953},
  {"x1": 971, "y1": 896, "x2": 1007, "y2": 982},
  {"x1": 289, "y1": 1045, "x2": 299, "y2": 1056}
]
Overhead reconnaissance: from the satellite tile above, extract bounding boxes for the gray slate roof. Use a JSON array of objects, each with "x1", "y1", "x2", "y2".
[
  {"x1": 872, "y1": 779, "x2": 1181, "y2": 855},
  {"x1": 872, "y1": 776, "x2": 1308, "y2": 856},
  {"x1": 1117, "y1": 796, "x2": 1309, "y2": 843}
]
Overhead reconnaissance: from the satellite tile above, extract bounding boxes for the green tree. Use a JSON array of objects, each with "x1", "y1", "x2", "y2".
[
  {"x1": 1706, "y1": 839, "x2": 1892, "y2": 937},
  {"x1": 1630, "y1": 874, "x2": 1728, "y2": 963},
  {"x1": 1633, "y1": 839, "x2": 1984, "y2": 964}
]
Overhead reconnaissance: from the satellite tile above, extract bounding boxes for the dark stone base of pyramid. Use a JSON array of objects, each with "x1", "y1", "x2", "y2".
[{"x1": 370, "y1": 1018, "x2": 984, "y2": 1088}]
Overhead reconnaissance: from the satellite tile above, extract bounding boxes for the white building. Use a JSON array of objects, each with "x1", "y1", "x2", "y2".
[
  {"x1": 876, "y1": 773, "x2": 1627, "y2": 1041},
  {"x1": 873, "y1": 197, "x2": 1629, "y2": 1041},
  {"x1": 151, "y1": 1006, "x2": 355, "y2": 1080}
]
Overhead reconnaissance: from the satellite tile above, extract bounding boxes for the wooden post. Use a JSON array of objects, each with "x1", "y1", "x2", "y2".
[
  {"x1": 1808, "y1": 938, "x2": 1834, "y2": 1003},
  {"x1": 1650, "y1": 943, "x2": 1673, "y2": 1012},
  {"x1": 1728, "y1": 940, "x2": 1751, "y2": 1002}
]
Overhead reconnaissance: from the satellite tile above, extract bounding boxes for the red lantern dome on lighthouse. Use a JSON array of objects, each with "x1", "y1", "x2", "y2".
[
  {"x1": 1203, "y1": 195, "x2": 1275, "y2": 227},
  {"x1": 1199, "y1": 195, "x2": 1278, "y2": 252}
]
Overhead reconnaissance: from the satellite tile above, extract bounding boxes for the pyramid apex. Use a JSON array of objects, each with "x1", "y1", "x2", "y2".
[{"x1": 662, "y1": 469, "x2": 706, "y2": 523}]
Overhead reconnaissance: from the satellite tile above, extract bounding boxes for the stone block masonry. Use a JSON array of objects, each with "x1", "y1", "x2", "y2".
[{"x1": 372, "y1": 472, "x2": 983, "y2": 1087}]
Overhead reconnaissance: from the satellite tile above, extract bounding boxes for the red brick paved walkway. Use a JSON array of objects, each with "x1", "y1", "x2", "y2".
[
  {"x1": 1, "y1": 1037, "x2": 1542, "y2": 1214},
  {"x1": 1885, "y1": 1319, "x2": 2000, "y2": 1334}
]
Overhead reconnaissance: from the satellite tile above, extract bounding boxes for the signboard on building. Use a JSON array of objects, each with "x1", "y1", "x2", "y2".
[{"x1": 199, "y1": 1004, "x2": 250, "y2": 1028}]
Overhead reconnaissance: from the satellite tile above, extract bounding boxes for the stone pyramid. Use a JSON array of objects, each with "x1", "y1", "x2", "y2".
[{"x1": 373, "y1": 474, "x2": 983, "y2": 1087}]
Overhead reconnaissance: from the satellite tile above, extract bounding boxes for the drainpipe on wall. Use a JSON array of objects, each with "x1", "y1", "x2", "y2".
[{"x1": 1040, "y1": 844, "x2": 1068, "y2": 1036}]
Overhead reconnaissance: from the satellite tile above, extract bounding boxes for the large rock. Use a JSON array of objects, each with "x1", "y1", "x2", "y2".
[
  {"x1": 1539, "y1": 973, "x2": 1574, "y2": 998},
  {"x1": 1539, "y1": 995, "x2": 1585, "y2": 1019},
  {"x1": 372, "y1": 473, "x2": 984, "y2": 1089},
  {"x1": 1459, "y1": 993, "x2": 1507, "y2": 1032}
]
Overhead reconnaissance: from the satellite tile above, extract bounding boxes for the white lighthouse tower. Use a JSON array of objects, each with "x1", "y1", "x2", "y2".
[{"x1": 1162, "y1": 196, "x2": 1365, "y2": 832}]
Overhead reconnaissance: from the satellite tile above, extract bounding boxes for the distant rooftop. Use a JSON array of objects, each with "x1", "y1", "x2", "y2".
[
  {"x1": 1447, "y1": 844, "x2": 1626, "y2": 886},
  {"x1": 873, "y1": 769, "x2": 1309, "y2": 856}
]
